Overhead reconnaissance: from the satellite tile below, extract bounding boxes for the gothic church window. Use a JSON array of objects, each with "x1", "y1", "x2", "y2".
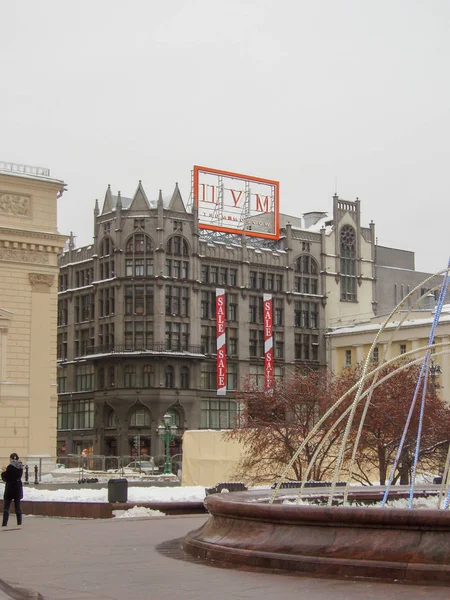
[{"x1": 340, "y1": 225, "x2": 357, "y2": 301}]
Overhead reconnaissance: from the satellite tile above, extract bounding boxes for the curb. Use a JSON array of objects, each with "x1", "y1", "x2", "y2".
[{"x1": 0, "y1": 579, "x2": 43, "y2": 600}]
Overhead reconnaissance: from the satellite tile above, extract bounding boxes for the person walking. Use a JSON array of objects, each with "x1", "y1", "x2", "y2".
[{"x1": 2, "y1": 452, "x2": 23, "y2": 527}]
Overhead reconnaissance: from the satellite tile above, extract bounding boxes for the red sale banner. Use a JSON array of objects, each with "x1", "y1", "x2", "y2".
[
  {"x1": 263, "y1": 294, "x2": 273, "y2": 391},
  {"x1": 216, "y1": 288, "x2": 226, "y2": 396}
]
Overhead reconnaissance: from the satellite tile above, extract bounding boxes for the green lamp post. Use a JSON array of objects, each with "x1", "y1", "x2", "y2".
[{"x1": 157, "y1": 413, "x2": 177, "y2": 474}]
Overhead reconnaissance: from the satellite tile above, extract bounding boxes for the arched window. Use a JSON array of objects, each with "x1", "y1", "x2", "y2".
[
  {"x1": 125, "y1": 233, "x2": 153, "y2": 254},
  {"x1": 293, "y1": 255, "x2": 319, "y2": 294},
  {"x1": 165, "y1": 365, "x2": 174, "y2": 388},
  {"x1": 166, "y1": 235, "x2": 189, "y2": 256},
  {"x1": 130, "y1": 408, "x2": 150, "y2": 427},
  {"x1": 166, "y1": 408, "x2": 182, "y2": 428},
  {"x1": 125, "y1": 234, "x2": 154, "y2": 278},
  {"x1": 107, "y1": 410, "x2": 117, "y2": 427},
  {"x1": 180, "y1": 366, "x2": 189, "y2": 389},
  {"x1": 340, "y1": 225, "x2": 356, "y2": 301}
]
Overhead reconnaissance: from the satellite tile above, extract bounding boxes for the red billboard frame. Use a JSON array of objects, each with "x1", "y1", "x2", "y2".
[{"x1": 193, "y1": 165, "x2": 280, "y2": 240}]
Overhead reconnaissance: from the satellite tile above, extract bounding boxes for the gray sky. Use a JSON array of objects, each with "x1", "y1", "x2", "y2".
[{"x1": 1, "y1": 0, "x2": 449, "y2": 273}]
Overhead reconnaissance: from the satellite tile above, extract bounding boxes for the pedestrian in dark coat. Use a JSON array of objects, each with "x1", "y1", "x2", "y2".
[{"x1": 2, "y1": 452, "x2": 23, "y2": 527}]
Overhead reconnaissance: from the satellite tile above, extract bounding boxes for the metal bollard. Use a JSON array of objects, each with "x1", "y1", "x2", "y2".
[
  {"x1": 34, "y1": 464, "x2": 39, "y2": 485},
  {"x1": 24, "y1": 464, "x2": 29, "y2": 485}
]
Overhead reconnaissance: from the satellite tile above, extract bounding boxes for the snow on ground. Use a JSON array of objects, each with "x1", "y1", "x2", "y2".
[
  {"x1": 113, "y1": 506, "x2": 166, "y2": 518},
  {"x1": 0, "y1": 482, "x2": 206, "y2": 504}
]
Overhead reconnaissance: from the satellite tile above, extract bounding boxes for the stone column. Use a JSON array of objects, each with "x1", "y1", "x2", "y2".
[{"x1": 28, "y1": 273, "x2": 56, "y2": 470}]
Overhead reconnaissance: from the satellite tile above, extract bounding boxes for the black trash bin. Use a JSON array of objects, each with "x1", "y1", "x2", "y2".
[{"x1": 108, "y1": 478, "x2": 128, "y2": 503}]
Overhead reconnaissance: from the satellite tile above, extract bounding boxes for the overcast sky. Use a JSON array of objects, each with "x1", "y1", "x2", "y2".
[{"x1": 1, "y1": 1, "x2": 449, "y2": 273}]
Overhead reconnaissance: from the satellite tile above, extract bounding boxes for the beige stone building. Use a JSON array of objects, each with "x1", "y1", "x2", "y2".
[
  {"x1": 326, "y1": 306, "x2": 450, "y2": 401},
  {"x1": 0, "y1": 162, "x2": 66, "y2": 463}
]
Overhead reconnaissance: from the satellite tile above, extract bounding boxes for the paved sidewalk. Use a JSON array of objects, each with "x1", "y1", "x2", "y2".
[{"x1": 1, "y1": 515, "x2": 450, "y2": 600}]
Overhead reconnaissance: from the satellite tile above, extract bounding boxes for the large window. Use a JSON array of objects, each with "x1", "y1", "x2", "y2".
[
  {"x1": 143, "y1": 364, "x2": 155, "y2": 388},
  {"x1": 73, "y1": 399, "x2": 94, "y2": 429},
  {"x1": 75, "y1": 267, "x2": 93, "y2": 288},
  {"x1": 200, "y1": 291, "x2": 216, "y2": 319},
  {"x1": 340, "y1": 225, "x2": 357, "y2": 301},
  {"x1": 274, "y1": 331, "x2": 284, "y2": 359},
  {"x1": 125, "y1": 233, "x2": 153, "y2": 278},
  {"x1": 58, "y1": 399, "x2": 94, "y2": 430},
  {"x1": 165, "y1": 259, "x2": 189, "y2": 279},
  {"x1": 294, "y1": 301, "x2": 318, "y2": 329},
  {"x1": 294, "y1": 333, "x2": 319, "y2": 361},
  {"x1": 76, "y1": 364, "x2": 94, "y2": 391},
  {"x1": 201, "y1": 363, "x2": 216, "y2": 389},
  {"x1": 99, "y1": 288, "x2": 115, "y2": 317},
  {"x1": 165, "y1": 322, "x2": 189, "y2": 351},
  {"x1": 180, "y1": 366, "x2": 190, "y2": 389},
  {"x1": 58, "y1": 299, "x2": 68, "y2": 327},
  {"x1": 227, "y1": 328, "x2": 238, "y2": 356},
  {"x1": 74, "y1": 327, "x2": 94, "y2": 356},
  {"x1": 249, "y1": 329, "x2": 264, "y2": 358},
  {"x1": 200, "y1": 399, "x2": 239, "y2": 429},
  {"x1": 75, "y1": 294, "x2": 95, "y2": 323},
  {"x1": 165, "y1": 365, "x2": 174, "y2": 388},
  {"x1": 124, "y1": 321, "x2": 153, "y2": 349},
  {"x1": 57, "y1": 402, "x2": 69, "y2": 430},
  {"x1": 249, "y1": 296, "x2": 263, "y2": 324},
  {"x1": 99, "y1": 237, "x2": 115, "y2": 281},
  {"x1": 294, "y1": 255, "x2": 319, "y2": 295},
  {"x1": 248, "y1": 364, "x2": 283, "y2": 389},
  {"x1": 130, "y1": 408, "x2": 150, "y2": 427},
  {"x1": 57, "y1": 332, "x2": 68, "y2": 360},
  {"x1": 227, "y1": 363, "x2": 238, "y2": 390},
  {"x1": 124, "y1": 365, "x2": 137, "y2": 388},
  {"x1": 274, "y1": 298, "x2": 284, "y2": 326},
  {"x1": 165, "y1": 286, "x2": 189, "y2": 317},
  {"x1": 227, "y1": 294, "x2": 238, "y2": 321},
  {"x1": 166, "y1": 235, "x2": 189, "y2": 257},
  {"x1": 98, "y1": 323, "x2": 114, "y2": 349},
  {"x1": 125, "y1": 285, "x2": 153, "y2": 316},
  {"x1": 57, "y1": 373, "x2": 67, "y2": 393},
  {"x1": 201, "y1": 325, "x2": 215, "y2": 354},
  {"x1": 166, "y1": 408, "x2": 182, "y2": 428}
]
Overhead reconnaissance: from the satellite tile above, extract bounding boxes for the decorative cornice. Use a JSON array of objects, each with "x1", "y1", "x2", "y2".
[
  {"x1": 0, "y1": 226, "x2": 67, "y2": 247},
  {"x1": 0, "y1": 248, "x2": 49, "y2": 264},
  {"x1": 0, "y1": 192, "x2": 31, "y2": 217},
  {"x1": 29, "y1": 273, "x2": 55, "y2": 287}
]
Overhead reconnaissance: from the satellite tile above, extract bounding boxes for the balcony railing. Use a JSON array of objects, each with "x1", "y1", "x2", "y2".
[{"x1": 83, "y1": 343, "x2": 204, "y2": 356}]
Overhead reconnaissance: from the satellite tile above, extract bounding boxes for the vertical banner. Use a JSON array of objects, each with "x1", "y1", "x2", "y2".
[
  {"x1": 216, "y1": 288, "x2": 227, "y2": 396},
  {"x1": 263, "y1": 293, "x2": 274, "y2": 391}
]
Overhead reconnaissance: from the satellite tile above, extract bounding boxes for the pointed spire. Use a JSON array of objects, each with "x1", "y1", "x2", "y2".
[
  {"x1": 101, "y1": 184, "x2": 113, "y2": 214},
  {"x1": 69, "y1": 231, "x2": 75, "y2": 250},
  {"x1": 157, "y1": 189, "x2": 164, "y2": 208},
  {"x1": 169, "y1": 183, "x2": 186, "y2": 212},
  {"x1": 94, "y1": 199, "x2": 99, "y2": 216},
  {"x1": 128, "y1": 181, "x2": 150, "y2": 211}
]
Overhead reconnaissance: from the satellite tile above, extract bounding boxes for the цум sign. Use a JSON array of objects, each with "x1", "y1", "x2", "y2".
[{"x1": 193, "y1": 165, "x2": 280, "y2": 240}]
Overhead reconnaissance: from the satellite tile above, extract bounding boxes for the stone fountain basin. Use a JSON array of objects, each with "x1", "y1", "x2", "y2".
[{"x1": 184, "y1": 489, "x2": 450, "y2": 585}]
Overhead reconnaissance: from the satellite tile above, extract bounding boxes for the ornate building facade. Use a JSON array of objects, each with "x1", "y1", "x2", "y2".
[
  {"x1": 0, "y1": 162, "x2": 66, "y2": 461},
  {"x1": 57, "y1": 181, "x2": 378, "y2": 459}
]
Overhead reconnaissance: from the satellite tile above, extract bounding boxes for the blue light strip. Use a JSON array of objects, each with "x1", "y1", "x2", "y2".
[{"x1": 381, "y1": 259, "x2": 450, "y2": 507}]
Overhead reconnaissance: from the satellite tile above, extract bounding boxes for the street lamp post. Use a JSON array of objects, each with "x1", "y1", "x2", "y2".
[
  {"x1": 430, "y1": 360, "x2": 442, "y2": 396},
  {"x1": 157, "y1": 413, "x2": 177, "y2": 475}
]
